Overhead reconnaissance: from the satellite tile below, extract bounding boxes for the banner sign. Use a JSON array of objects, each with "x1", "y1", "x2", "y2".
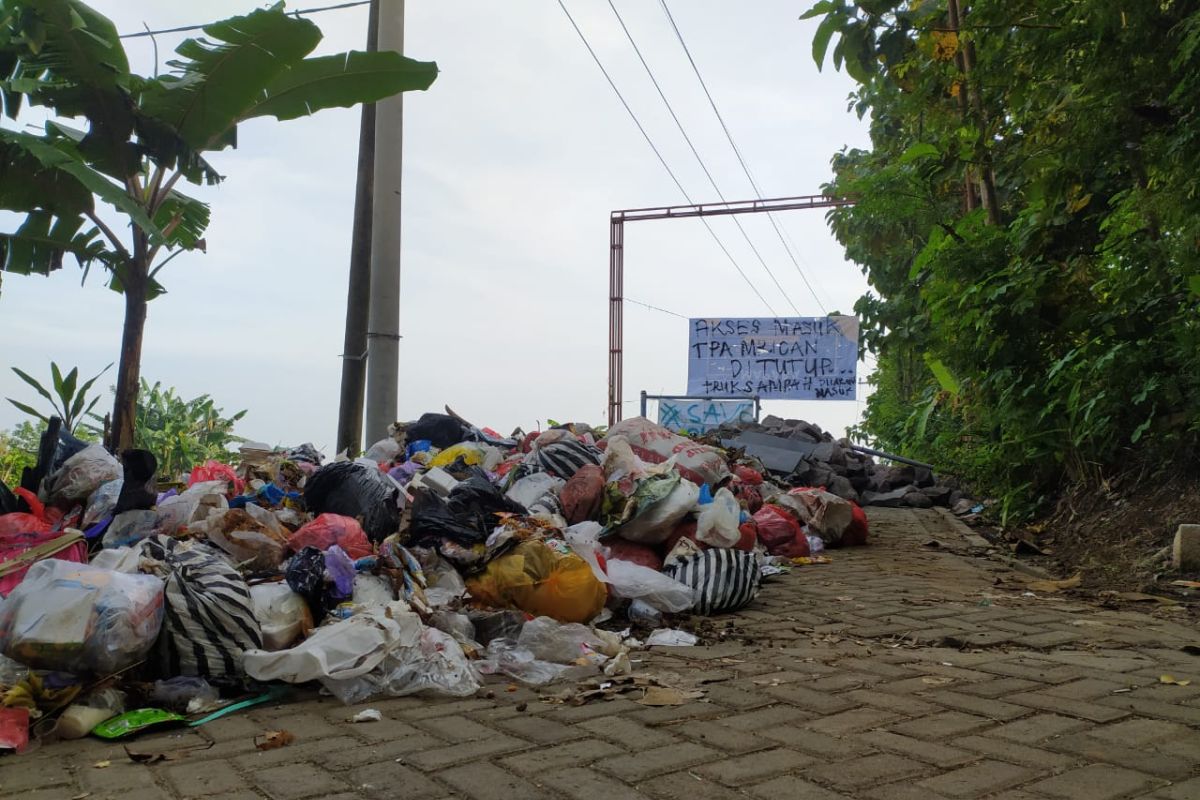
[
  {"x1": 657, "y1": 398, "x2": 755, "y2": 434},
  {"x1": 686, "y1": 316, "x2": 859, "y2": 400}
]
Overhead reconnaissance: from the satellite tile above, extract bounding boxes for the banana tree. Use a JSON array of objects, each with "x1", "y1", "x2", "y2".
[{"x1": 0, "y1": 0, "x2": 437, "y2": 450}]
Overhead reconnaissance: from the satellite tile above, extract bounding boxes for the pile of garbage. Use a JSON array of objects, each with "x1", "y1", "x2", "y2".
[
  {"x1": 717, "y1": 415, "x2": 965, "y2": 509},
  {"x1": 0, "y1": 411, "x2": 874, "y2": 754}
]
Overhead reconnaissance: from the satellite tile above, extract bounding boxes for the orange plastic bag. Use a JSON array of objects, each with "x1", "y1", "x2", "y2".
[{"x1": 466, "y1": 540, "x2": 607, "y2": 624}]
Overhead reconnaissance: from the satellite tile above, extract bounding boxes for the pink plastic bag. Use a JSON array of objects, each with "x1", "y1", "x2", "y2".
[
  {"x1": 188, "y1": 460, "x2": 245, "y2": 496},
  {"x1": 287, "y1": 513, "x2": 373, "y2": 560},
  {"x1": 604, "y1": 417, "x2": 730, "y2": 486},
  {"x1": 752, "y1": 504, "x2": 809, "y2": 558},
  {"x1": 0, "y1": 489, "x2": 87, "y2": 597}
]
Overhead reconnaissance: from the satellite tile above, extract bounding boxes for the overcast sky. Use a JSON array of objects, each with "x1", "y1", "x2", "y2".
[{"x1": 0, "y1": 0, "x2": 872, "y2": 452}]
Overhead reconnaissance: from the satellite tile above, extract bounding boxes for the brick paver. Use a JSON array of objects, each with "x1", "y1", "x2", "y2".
[{"x1": 2, "y1": 507, "x2": 1198, "y2": 799}]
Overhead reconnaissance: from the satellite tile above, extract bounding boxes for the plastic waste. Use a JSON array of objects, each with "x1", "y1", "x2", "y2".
[
  {"x1": 0, "y1": 560, "x2": 164, "y2": 674},
  {"x1": 90, "y1": 708, "x2": 186, "y2": 740},
  {"x1": 695, "y1": 487, "x2": 742, "y2": 548},
  {"x1": 320, "y1": 622, "x2": 481, "y2": 704},
  {"x1": 604, "y1": 538, "x2": 663, "y2": 571},
  {"x1": 605, "y1": 417, "x2": 730, "y2": 486},
  {"x1": 664, "y1": 549, "x2": 763, "y2": 616},
  {"x1": 325, "y1": 545, "x2": 356, "y2": 598},
  {"x1": 154, "y1": 481, "x2": 228, "y2": 537},
  {"x1": 0, "y1": 707, "x2": 29, "y2": 753},
  {"x1": 466, "y1": 609, "x2": 526, "y2": 645},
  {"x1": 250, "y1": 582, "x2": 314, "y2": 651},
  {"x1": 150, "y1": 676, "x2": 219, "y2": 713},
  {"x1": 785, "y1": 487, "x2": 854, "y2": 544},
  {"x1": 474, "y1": 638, "x2": 571, "y2": 686},
  {"x1": 405, "y1": 412, "x2": 470, "y2": 449},
  {"x1": 603, "y1": 559, "x2": 695, "y2": 613},
  {"x1": 304, "y1": 461, "x2": 402, "y2": 542},
  {"x1": 188, "y1": 460, "x2": 244, "y2": 495},
  {"x1": 807, "y1": 535, "x2": 826, "y2": 555},
  {"x1": 89, "y1": 545, "x2": 141, "y2": 573},
  {"x1": 505, "y1": 472, "x2": 565, "y2": 509},
  {"x1": 753, "y1": 504, "x2": 807, "y2": 557},
  {"x1": 517, "y1": 616, "x2": 607, "y2": 664},
  {"x1": 430, "y1": 442, "x2": 501, "y2": 471},
  {"x1": 101, "y1": 509, "x2": 158, "y2": 548},
  {"x1": 141, "y1": 535, "x2": 263, "y2": 681},
  {"x1": 42, "y1": 444, "x2": 122, "y2": 507},
  {"x1": 609, "y1": 473, "x2": 700, "y2": 544},
  {"x1": 286, "y1": 546, "x2": 329, "y2": 620},
  {"x1": 58, "y1": 688, "x2": 125, "y2": 739},
  {"x1": 83, "y1": 478, "x2": 123, "y2": 527},
  {"x1": 627, "y1": 598, "x2": 664, "y2": 628},
  {"x1": 428, "y1": 610, "x2": 478, "y2": 648},
  {"x1": 244, "y1": 604, "x2": 418, "y2": 684},
  {"x1": 352, "y1": 708, "x2": 383, "y2": 723},
  {"x1": 0, "y1": 495, "x2": 87, "y2": 597},
  {"x1": 352, "y1": 573, "x2": 396, "y2": 609},
  {"x1": 364, "y1": 438, "x2": 402, "y2": 463},
  {"x1": 561, "y1": 464, "x2": 604, "y2": 524},
  {"x1": 646, "y1": 628, "x2": 699, "y2": 647},
  {"x1": 206, "y1": 504, "x2": 290, "y2": 571},
  {"x1": 465, "y1": 539, "x2": 607, "y2": 624}
]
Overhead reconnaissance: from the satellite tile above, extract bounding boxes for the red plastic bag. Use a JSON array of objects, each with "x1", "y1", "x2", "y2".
[
  {"x1": 561, "y1": 464, "x2": 604, "y2": 525},
  {"x1": 1, "y1": 489, "x2": 87, "y2": 597},
  {"x1": 735, "y1": 521, "x2": 758, "y2": 552},
  {"x1": 733, "y1": 483, "x2": 763, "y2": 515},
  {"x1": 733, "y1": 465, "x2": 763, "y2": 485},
  {"x1": 287, "y1": 513, "x2": 373, "y2": 560},
  {"x1": 604, "y1": 538, "x2": 663, "y2": 571},
  {"x1": 0, "y1": 707, "x2": 30, "y2": 754},
  {"x1": 188, "y1": 460, "x2": 245, "y2": 496},
  {"x1": 843, "y1": 502, "x2": 869, "y2": 547},
  {"x1": 752, "y1": 505, "x2": 803, "y2": 553}
]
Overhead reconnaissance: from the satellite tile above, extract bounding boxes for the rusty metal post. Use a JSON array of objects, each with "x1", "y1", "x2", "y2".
[{"x1": 608, "y1": 214, "x2": 625, "y2": 427}]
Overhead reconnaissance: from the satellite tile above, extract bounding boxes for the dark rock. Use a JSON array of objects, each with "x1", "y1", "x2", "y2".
[
  {"x1": 903, "y1": 490, "x2": 934, "y2": 508},
  {"x1": 862, "y1": 487, "x2": 909, "y2": 508},
  {"x1": 826, "y1": 475, "x2": 859, "y2": 502},
  {"x1": 921, "y1": 485, "x2": 953, "y2": 505},
  {"x1": 849, "y1": 474, "x2": 874, "y2": 493},
  {"x1": 948, "y1": 490, "x2": 964, "y2": 506},
  {"x1": 761, "y1": 415, "x2": 788, "y2": 430},
  {"x1": 913, "y1": 466, "x2": 935, "y2": 488},
  {"x1": 811, "y1": 442, "x2": 836, "y2": 462}
]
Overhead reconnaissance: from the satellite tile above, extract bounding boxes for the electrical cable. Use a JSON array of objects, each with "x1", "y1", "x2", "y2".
[
  {"x1": 119, "y1": 1, "x2": 371, "y2": 38},
  {"x1": 556, "y1": 0, "x2": 778, "y2": 316},
  {"x1": 607, "y1": 0, "x2": 803, "y2": 316},
  {"x1": 625, "y1": 296, "x2": 687, "y2": 319},
  {"x1": 659, "y1": 0, "x2": 831, "y2": 314}
]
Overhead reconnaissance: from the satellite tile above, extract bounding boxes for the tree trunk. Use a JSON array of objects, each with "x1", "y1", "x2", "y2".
[
  {"x1": 109, "y1": 261, "x2": 148, "y2": 453},
  {"x1": 947, "y1": 0, "x2": 999, "y2": 224}
]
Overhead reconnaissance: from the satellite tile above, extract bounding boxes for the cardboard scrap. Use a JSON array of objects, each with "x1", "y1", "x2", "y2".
[{"x1": 254, "y1": 730, "x2": 294, "y2": 751}]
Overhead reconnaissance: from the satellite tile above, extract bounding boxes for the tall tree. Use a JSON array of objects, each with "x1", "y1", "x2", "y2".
[
  {"x1": 0, "y1": 1, "x2": 438, "y2": 449},
  {"x1": 805, "y1": 0, "x2": 1200, "y2": 517}
]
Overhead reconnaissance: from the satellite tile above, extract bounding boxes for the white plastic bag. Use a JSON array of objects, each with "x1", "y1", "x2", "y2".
[
  {"x1": 610, "y1": 474, "x2": 699, "y2": 544},
  {"x1": 695, "y1": 487, "x2": 742, "y2": 548},
  {"x1": 604, "y1": 559, "x2": 695, "y2": 613},
  {"x1": 43, "y1": 445, "x2": 122, "y2": 506},
  {"x1": 243, "y1": 604, "x2": 418, "y2": 683},
  {"x1": 505, "y1": 472, "x2": 564, "y2": 509},
  {"x1": 321, "y1": 624, "x2": 480, "y2": 703},
  {"x1": 517, "y1": 616, "x2": 608, "y2": 664},
  {"x1": 563, "y1": 521, "x2": 607, "y2": 582},
  {"x1": 0, "y1": 560, "x2": 164, "y2": 674},
  {"x1": 249, "y1": 583, "x2": 313, "y2": 651},
  {"x1": 102, "y1": 509, "x2": 158, "y2": 549},
  {"x1": 89, "y1": 545, "x2": 142, "y2": 573},
  {"x1": 473, "y1": 639, "x2": 571, "y2": 686}
]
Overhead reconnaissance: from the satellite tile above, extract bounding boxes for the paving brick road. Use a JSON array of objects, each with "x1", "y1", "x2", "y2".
[{"x1": 4, "y1": 507, "x2": 1198, "y2": 800}]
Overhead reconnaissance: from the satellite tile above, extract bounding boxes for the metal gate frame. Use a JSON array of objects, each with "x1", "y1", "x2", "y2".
[{"x1": 609, "y1": 193, "x2": 854, "y2": 427}]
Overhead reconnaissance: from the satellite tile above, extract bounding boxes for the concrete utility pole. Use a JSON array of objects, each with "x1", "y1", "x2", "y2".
[
  {"x1": 335, "y1": 0, "x2": 379, "y2": 457},
  {"x1": 365, "y1": 0, "x2": 405, "y2": 444}
]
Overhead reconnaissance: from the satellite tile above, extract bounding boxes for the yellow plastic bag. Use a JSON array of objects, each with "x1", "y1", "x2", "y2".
[
  {"x1": 429, "y1": 443, "x2": 487, "y2": 468},
  {"x1": 466, "y1": 540, "x2": 607, "y2": 624}
]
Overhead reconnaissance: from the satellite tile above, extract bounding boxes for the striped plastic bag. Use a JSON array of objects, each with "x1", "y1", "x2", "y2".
[{"x1": 663, "y1": 548, "x2": 762, "y2": 616}]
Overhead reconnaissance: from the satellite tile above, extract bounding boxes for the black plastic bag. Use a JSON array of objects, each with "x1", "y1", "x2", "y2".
[
  {"x1": 409, "y1": 490, "x2": 488, "y2": 546},
  {"x1": 285, "y1": 546, "x2": 329, "y2": 623},
  {"x1": 406, "y1": 413, "x2": 469, "y2": 449},
  {"x1": 0, "y1": 477, "x2": 15, "y2": 515},
  {"x1": 303, "y1": 461, "x2": 400, "y2": 542},
  {"x1": 446, "y1": 471, "x2": 526, "y2": 535},
  {"x1": 115, "y1": 449, "x2": 158, "y2": 514}
]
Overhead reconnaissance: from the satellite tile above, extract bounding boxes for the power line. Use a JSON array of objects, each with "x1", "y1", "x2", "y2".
[
  {"x1": 658, "y1": 0, "x2": 831, "y2": 314},
  {"x1": 606, "y1": 0, "x2": 803, "y2": 317},
  {"x1": 626, "y1": 296, "x2": 687, "y2": 319},
  {"x1": 555, "y1": 0, "x2": 778, "y2": 316},
  {"x1": 119, "y1": 1, "x2": 371, "y2": 39}
]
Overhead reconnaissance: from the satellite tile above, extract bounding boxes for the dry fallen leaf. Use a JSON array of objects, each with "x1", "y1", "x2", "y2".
[
  {"x1": 1160, "y1": 674, "x2": 1192, "y2": 686},
  {"x1": 124, "y1": 741, "x2": 214, "y2": 764},
  {"x1": 92, "y1": 760, "x2": 111, "y2": 769},
  {"x1": 254, "y1": 730, "x2": 295, "y2": 751},
  {"x1": 71, "y1": 794, "x2": 91, "y2": 800},
  {"x1": 1117, "y1": 592, "x2": 1178, "y2": 605},
  {"x1": 1171, "y1": 580, "x2": 1200, "y2": 589},
  {"x1": 1026, "y1": 574, "x2": 1082, "y2": 593},
  {"x1": 921, "y1": 675, "x2": 955, "y2": 686},
  {"x1": 635, "y1": 686, "x2": 703, "y2": 707}
]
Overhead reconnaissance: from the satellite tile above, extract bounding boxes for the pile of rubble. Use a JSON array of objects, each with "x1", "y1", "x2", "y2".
[{"x1": 717, "y1": 415, "x2": 968, "y2": 510}]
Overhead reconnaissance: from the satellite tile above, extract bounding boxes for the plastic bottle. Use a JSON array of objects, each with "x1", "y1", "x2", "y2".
[
  {"x1": 58, "y1": 688, "x2": 126, "y2": 739},
  {"x1": 627, "y1": 598, "x2": 664, "y2": 628}
]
